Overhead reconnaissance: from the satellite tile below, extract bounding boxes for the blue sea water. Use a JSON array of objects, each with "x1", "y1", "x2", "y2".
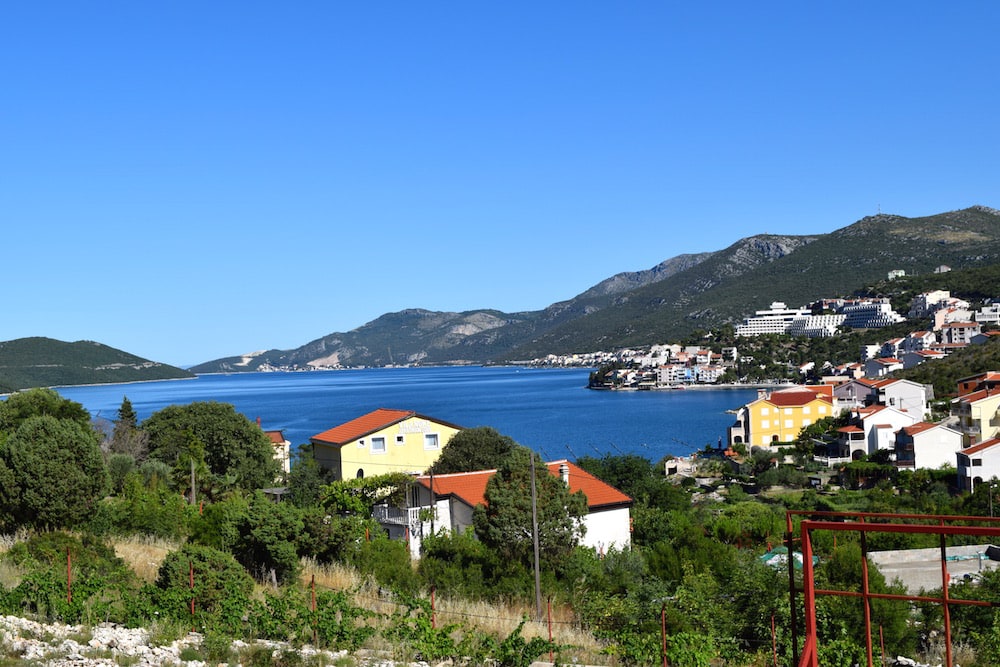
[{"x1": 55, "y1": 367, "x2": 759, "y2": 463}]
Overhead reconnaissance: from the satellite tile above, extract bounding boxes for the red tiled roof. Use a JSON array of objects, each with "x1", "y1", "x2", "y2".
[
  {"x1": 265, "y1": 430, "x2": 287, "y2": 444},
  {"x1": 767, "y1": 388, "x2": 832, "y2": 407},
  {"x1": 956, "y1": 388, "x2": 1000, "y2": 404},
  {"x1": 899, "y1": 422, "x2": 937, "y2": 436},
  {"x1": 311, "y1": 408, "x2": 426, "y2": 446},
  {"x1": 837, "y1": 426, "x2": 863, "y2": 433},
  {"x1": 415, "y1": 459, "x2": 632, "y2": 510},
  {"x1": 963, "y1": 438, "x2": 1000, "y2": 455}
]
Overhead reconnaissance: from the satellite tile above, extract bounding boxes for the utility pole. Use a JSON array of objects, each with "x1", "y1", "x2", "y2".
[{"x1": 530, "y1": 454, "x2": 542, "y2": 619}]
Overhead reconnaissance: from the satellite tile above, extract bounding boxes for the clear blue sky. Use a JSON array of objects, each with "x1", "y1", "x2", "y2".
[{"x1": 4, "y1": 3, "x2": 998, "y2": 367}]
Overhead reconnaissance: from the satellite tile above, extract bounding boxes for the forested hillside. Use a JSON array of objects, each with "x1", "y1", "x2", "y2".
[{"x1": 0, "y1": 337, "x2": 193, "y2": 392}]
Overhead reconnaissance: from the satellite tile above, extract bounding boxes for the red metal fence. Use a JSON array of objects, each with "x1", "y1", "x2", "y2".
[{"x1": 786, "y1": 511, "x2": 1000, "y2": 667}]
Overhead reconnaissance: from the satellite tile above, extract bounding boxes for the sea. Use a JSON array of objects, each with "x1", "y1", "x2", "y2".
[{"x1": 55, "y1": 366, "x2": 760, "y2": 464}]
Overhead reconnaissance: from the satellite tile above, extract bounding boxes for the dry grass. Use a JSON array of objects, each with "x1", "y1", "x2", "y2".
[
  {"x1": 111, "y1": 534, "x2": 178, "y2": 582},
  {"x1": 298, "y1": 558, "x2": 609, "y2": 665}
]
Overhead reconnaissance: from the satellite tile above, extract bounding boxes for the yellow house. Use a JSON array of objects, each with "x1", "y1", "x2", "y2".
[
  {"x1": 952, "y1": 388, "x2": 1000, "y2": 446},
  {"x1": 310, "y1": 408, "x2": 463, "y2": 480},
  {"x1": 733, "y1": 387, "x2": 835, "y2": 449}
]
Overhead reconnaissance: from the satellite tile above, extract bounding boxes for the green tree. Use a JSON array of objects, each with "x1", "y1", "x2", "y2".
[
  {"x1": 473, "y1": 448, "x2": 588, "y2": 567},
  {"x1": 0, "y1": 415, "x2": 107, "y2": 529},
  {"x1": 287, "y1": 444, "x2": 336, "y2": 507},
  {"x1": 0, "y1": 387, "x2": 91, "y2": 433},
  {"x1": 427, "y1": 426, "x2": 520, "y2": 474},
  {"x1": 142, "y1": 401, "x2": 279, "y2": 493},
  {"x1": 109, "y1": 395, "x2": 149, "y2": 461}
]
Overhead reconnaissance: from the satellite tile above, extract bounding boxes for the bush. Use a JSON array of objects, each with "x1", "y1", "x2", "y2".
[
  {"x1": 0, "y1": 531, "x2": 144, "y2": 624},
  {"x1": 154, "y1": 543, "x2": 254, "y2": 634}
]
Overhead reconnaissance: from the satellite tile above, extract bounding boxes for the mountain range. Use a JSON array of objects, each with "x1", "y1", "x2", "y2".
[{"x1": 189, "y1": 205, "x2": 1000, "y2": 372}]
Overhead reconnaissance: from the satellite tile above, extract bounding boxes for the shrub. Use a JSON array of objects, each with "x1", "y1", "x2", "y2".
[{"x1": 153, "y1": 543, "x2": 254, "y2": 634}]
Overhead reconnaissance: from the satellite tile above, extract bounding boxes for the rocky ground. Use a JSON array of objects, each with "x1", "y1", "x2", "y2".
[{"x1": 0, "y1": 614, "x2": 363, "y2": 666}]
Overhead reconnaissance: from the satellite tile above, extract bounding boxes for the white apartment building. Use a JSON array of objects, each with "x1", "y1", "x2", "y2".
[
  {"x1": 735, "y1": 302, "x2": 812, "y2": 337},
  {"x1": 976, "y1": 302, "x2": 1000, "y2": 326},
  {"x1": 786, "y1": 314, "x2": 847, "y2": 338},
  {"x1": 840, "y1": 300, "x2": 906, "y2": 329}
]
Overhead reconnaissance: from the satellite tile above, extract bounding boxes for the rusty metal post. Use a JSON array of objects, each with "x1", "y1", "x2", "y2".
[
  {"x1": 940, "y1": 530, "x2": 953, "y2": 667},
  {"x1": 859, "y1": 527, "x2": 874, "y2": 667}
]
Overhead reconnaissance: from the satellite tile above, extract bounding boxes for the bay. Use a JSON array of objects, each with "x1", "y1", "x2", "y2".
[{"x1": 56, "y1": 367, "x2": 759, "y2": 464}]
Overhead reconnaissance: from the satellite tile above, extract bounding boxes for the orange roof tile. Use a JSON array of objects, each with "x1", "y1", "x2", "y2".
[
  {"x1": 963, "y1": 438, "x2": 1000, "y2": 455},
  {"x1": 415, "y1": 459, "x2": 632, "y2": 510},
  {"x1": 899, "y1": 422, "x2": 950, "y2": 436},
  {"x1": 310, "y1": 408, "x2": 463, "y2": 446},
  {"x1": 768, "y1": 388, "x2": 832, "y2": 407},
  {"x1": 265, "y1": 430, "x2": 287, "y2": 444}
]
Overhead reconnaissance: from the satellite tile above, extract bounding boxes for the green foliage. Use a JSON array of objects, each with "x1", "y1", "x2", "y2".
[
  {"x1": 417, "y1": 529, "x2": 501, "y2": 599},
  {"x1": 381, "y1": 592, "x2": 461, "y2": 662},
  {"x1": 347, "y1": 536, "x2": 420, "y2": 594},
  {"x1": 0, "y1": 388, "x2": 92, "y2": 431},
  {"x1": 287, "y1": 444, "x2": 336, "y2": 507},
  {"x1": 0, "y1": 532, "x2": 145, "y2": 624},
  {"x1": 142, "y1": 401, "x2": 280, "y2": 493},
  {"x1": 490, "y1": 617, "x2": 557, "y2": 667},
  {"x1": 106, "y1": 452, "x2": 136, "y2": 493},
  {"x1": 311, "y1": 588, "x2": 377, "y2": 651},
  {"x1": 89, "y1": 471, "x2": 195, "y2": 539},
  {"x1": 154, "y1": 543, "x2": 255, "y2": 634},
  {"x1": 427, "y1": 426, "x2": 520, "y2": 474},
  {"x1": 0, "y1": 414, "x2": 107, "y2": 530},
  {"x1": 576, "y1": 453, "x2": 688, "y2": 510},
  {"x1": 109, "y1": 395, "x2": 149, "y2": 462},
  {"x1": 319, "y1": 472, "x2": 413, "y2": 516},
  {"x1": 473, "y1": 448, "x2": 588, "y2": 567},
  {"x1": 231, "y1": 492, "x2": 305, "y2": 585}
]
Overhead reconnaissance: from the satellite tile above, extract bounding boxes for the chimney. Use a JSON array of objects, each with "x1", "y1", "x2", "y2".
[
  {"x1": 256, "y1": 416, "x2": 261, "y2": 427},
  {"x1": 559, "y1": 463, "x2": 570, "y2": 485}
]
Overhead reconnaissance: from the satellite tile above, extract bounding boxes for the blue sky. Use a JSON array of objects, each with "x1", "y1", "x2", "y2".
[{"x1": 4, "y1": 3, "x2": 998, "y2": 367}]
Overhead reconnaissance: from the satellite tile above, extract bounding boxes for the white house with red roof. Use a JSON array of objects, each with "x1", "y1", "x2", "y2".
[
  {"x1": 957, "y1": 438, "x2": 1000, "y2": 492},
  {"x1": 851, "y1": 404, "x2": 919, "y2": 455},
  {"x1": 310, "y1": 408, "x2": 463, "y2": 480},
  {"x1": 894, "y1": 422, "x2": 963, "y2": 470},
  {"x1": 264, "y1": 429, "x2": 291, "y2": 477},
  {"x1": 940, "y1": 321, "x2": 981, "y2": 345},
  {"x1": 398, "y1": 459, "x2": 633, "y2": 559}
]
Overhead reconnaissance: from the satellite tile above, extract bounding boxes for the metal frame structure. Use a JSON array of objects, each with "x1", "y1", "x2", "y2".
[{"x1": 786, "y1": 510, "x2": 1000, "y2": 667}]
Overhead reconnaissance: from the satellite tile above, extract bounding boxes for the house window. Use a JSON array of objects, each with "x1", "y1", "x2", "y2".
[
  {"x1": 973, "y1": 459, "x2": 983, "y2": 466},
  {"x1": 372, "y1": 437, "x2": 386, "y2": 454},
  {"x1": 761, "y1": 408, "x2": 769, "y2": 416},
  {"x1": 424, "y1": 433, "x2": 440, "y2": 450},
  {"x1": 784, "y1": 420, "x2": 793, "y2": 428},
  {"x1": 761, "y1": 420, "x2": 770, "y2": 429},
  {"x1": 396, "y1": 435, "x2": 405, "y2": 445},
  {"x1": 784, "y1": 408, "x2": 792, "y2": 415},
  {"x1": 803, "y1": 407, "x2": 811, "y2": 414},
  {"x1": 819, "y1": 406, "x2": 827, "y2": 414}
]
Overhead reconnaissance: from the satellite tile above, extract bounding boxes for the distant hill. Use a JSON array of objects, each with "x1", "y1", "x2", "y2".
[
  {"x1": 191, "y1": 205, "x2": 1000, "y2": 371},
  {"x1": 0, "y1": 338, "x2": 194, "y2": 393}
]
